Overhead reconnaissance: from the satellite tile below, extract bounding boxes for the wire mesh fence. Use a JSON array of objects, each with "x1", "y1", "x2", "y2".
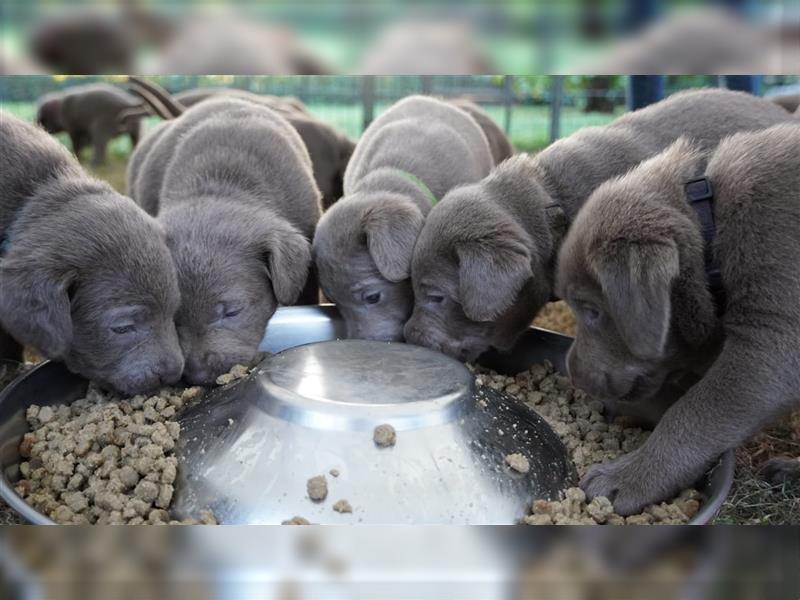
[{"x1": 1, "y1": 75, "x2": 798, "y2": 153}]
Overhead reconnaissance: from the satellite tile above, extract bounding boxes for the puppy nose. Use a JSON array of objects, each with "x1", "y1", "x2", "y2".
[{"x1": 158, "y1": 355, "x2": 184, "y2": 386}]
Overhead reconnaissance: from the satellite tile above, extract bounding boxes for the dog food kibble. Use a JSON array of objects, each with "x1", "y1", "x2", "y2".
[
  {"x1": 282, "y1": 516, "x2": 311, "y2": 525},
  {"x1": 11, "y1": 362, "x2": 251, "y2": 525},
  {"x1": 505, "y1": 453, "x2": 530, "y2": 474},
  {"x1": 12, "y1": 383, "x2": 214, "y2": 525},
  {"x1": 307, "y1": 475, "x2": 328, "y2": 502},
  {"x1": 329, "y1": 468, "x2": 340, "y2": 477},
  {"x1": 333, "y1": 499, "x2": 353, "y2": 513},
  {"x1": 373, "y1": 424, "x2": 396, "y2": 447},
  {"x1": 474, "y1": 362, "x2": 705, "y2": 525}
]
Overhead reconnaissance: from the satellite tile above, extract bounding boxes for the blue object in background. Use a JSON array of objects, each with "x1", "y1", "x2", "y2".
[
  {"x1": 724, "y1": 75, "x2": 762, "y2": 95},
  {"x1": 627, "y1": 75, "x2": 665, "y2": 110}
]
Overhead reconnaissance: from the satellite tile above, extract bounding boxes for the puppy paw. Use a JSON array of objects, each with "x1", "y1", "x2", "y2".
[
  {"x1": 580, "y1": 449, "x2": 677, "y2": 516},
  {"x1": 758, "y1": 456, "x2": 800, "y2": 487}
]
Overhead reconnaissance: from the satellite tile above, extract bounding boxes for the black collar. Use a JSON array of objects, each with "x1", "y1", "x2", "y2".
[
  {"x1": 0, "y1": 229, "x2": 12, "y2": 258},
  {"x1": 685, "y1": 176, "x2": 726, "y2": 314}
]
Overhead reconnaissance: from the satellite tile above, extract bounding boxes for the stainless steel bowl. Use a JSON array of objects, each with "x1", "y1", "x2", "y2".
[{"x1": 0, "y1": 305, "x2": 734, "y2": 524}]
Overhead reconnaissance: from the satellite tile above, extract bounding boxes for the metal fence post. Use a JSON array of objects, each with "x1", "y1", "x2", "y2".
[
  {"x1": 362, "y1": 76, "x2": 375, "y2": 131},
  {"x1": 627, "y1": 75, "x2": 665, "y2": 110},
  {"x1": 550, "y1": 75, "x2": 563, "y2": 143},
  {"x1": 420, "y1": 76, "x2": 433, "y2": 95},
  {"x1": 503, "y1": 75, "x2": 514, "y2": 135},
  {"x1": 723, "y1": 75, "x2": 762, "y2": 95}
]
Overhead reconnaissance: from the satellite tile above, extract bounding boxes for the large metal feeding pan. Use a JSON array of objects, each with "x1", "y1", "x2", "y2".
[{"x1": 0, "y1": 306, "x2": 734, "y2": 524}]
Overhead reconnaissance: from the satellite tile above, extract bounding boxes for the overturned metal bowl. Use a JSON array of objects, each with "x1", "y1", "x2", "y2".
[{"x1": 0, "y1": 306, "x2": 734, "y2": 524}]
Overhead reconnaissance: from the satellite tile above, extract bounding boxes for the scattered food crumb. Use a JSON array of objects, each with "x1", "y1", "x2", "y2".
[
  {"x1": 307, "y1": 475, "x2": 328, "y2": 502},
  {"x1": 505, "y1": 453, "x2": 530, "y2": 474},
  {"x1": 282, "y1": 516, "x2": 310, "y2": 525},
  {"x1": 373, "y1": 424, "x2": 396, "y2": 448},
  {"x1": 333, "y1": 499, "x2": 352, "y2": 513},
  {"x1": 329, "y1": 469, "x2": 340, "y2": 477},
  {"x1": 215, "y1": 364, "x2": 250, "y2": 386},
  {"x1": 474, "y1": 361, "x2": 707, "y2": 523}
]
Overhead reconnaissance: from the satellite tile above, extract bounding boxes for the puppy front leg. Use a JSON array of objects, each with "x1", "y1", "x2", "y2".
[
  {"x1": 582, "y1": 340, "x2": 798, "y2": 515},
  {"x1": 90, "y1": 122, "x2": 112, "y2": 167}
]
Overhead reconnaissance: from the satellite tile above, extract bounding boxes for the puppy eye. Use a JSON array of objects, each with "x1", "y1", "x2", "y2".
[
  {"x1": 224, "y1": 307, "x2": 243, "y2": 318},
  {"x1": 427, "y1": 294, "x2": 445, "y2": 304},
  {"x1": 582, "y1": 304, "x2": 602, "y2": 323},
  {"x1": 363, "y1": 291, "x2": 382, "y2": 305},
  {"x1": 110, "y1": 324, "x2": 136, "y2": 335}
]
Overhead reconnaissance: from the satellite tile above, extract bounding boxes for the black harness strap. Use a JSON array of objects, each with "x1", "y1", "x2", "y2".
[{"x1": 685, "y1": 176, "x2": 726, "y2": 313}]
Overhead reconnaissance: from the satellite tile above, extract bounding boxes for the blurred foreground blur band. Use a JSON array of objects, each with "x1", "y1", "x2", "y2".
[
  {"x1": 1, "y1": 527, "x2": 798, "y2": 599},
  {"x1": 0, "y1": 1, "x2": 797, "y2": 75}
]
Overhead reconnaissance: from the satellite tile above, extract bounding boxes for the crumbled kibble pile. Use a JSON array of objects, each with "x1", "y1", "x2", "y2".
[
  {"x1": 307, "y1": 475, "x2": 328, "y2": 502},
  {"x1": 215, "y1": 364, "x2": 250, "y2": 386},
  {"x1": 523, "y1": 487, "x2": 702, "y2": 525},
  {"x1": 13, "y1": 383, "x2": 215, "y2": 525},
  {"x1": 282, "y1": 516, "x2": 310, "y2": 525},
  {"x1": 333, "y1": 499, "x2": 352, "y2": 513},
  {"x1": 373, "y1": 424, "x2": 396, "y2": 448},
  {"x1": 473, "y1": 361, "x2": 705, "y2": 525},
  {"x1": 532, "y1": 301, "x2": 577, "y2": 337},
  {"x1": 505, "y1": 453, "x2": 530, "y2": 474}
]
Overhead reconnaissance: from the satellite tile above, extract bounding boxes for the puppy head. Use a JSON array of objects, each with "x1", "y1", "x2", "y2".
[
  {"x1": 313, "y1": 193, "x2": 424, "y2": 342},
  {"x1": 35, "y1": 95, "x2": 64, "y2": 134},
  {"x1": 557, "y1": 139, "x2": 716, "y2": 407},
  {"x1": 0, "y1": 186, "x2": 184, "y2": 396},
  {"x1": 404, "y1": 183, "x2": 550, "y2": 362},
  {"x1": 163, "y1": 204, "x2": 311, "y2": 385}
]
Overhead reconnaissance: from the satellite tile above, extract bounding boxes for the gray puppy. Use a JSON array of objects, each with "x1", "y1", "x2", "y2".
[
  {"x1": 127, "y1": 87, "x2": 355, "y2": 211},
  {"x1": 36, "y1": 83, "x2": 147, "y2": 166},
  {"x1": 0, "y1": 112, "x2": 183, "y2": 394},
  {"x1": 128, "y1": 80, "x2": 321, "y2": 385},
  {"x1": 405, "y1": 89, "x2": 794, "y2": 362},
  {"x1": 312, "y1": 95, "x2": 494, "y2": 342},
  {"x1": 557, "y1": 123, "x2": 800, "y2": 514},
  {"x1": 448, "y1": 98, "x2": 515, "y2": 165}
]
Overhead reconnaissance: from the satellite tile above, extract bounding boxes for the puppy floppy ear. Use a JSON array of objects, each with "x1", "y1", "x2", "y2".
[
  {"x1": 456, "y1": 223, "x2": 533, "y2": 322},
  {"x1": 594, "y1": 242, "x2": 680, "y2": 360},
  {"x1": 263, "y1": 230, "x2": 313, "y2": 305},
  {"x1": 0, "y1": 261, "x2": 74, "y2": 358},
  {"x1": 363, "y1": 202, "x2": 425, "y2": 282}
]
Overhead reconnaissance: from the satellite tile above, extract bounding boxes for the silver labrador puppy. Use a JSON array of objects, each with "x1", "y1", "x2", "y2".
[
  {"x1": 128, "y1": 80, "x2": 321, "y2": 384},
  {"x1": 0, "y1": 112, "x2": 183, "y2": 395},
  {"x1": 405, "y1": 89, "x2": 793, "y2": 362},
  {"x1": 312, "y1": 95, "x2": 494, "y2": 341},
  {"x1": 557, "y1": 123, "x2": 800, "y2": 514}
]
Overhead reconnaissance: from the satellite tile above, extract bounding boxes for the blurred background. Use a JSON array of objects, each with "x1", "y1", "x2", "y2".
[
  {"x1": 2, "y1": 526, "x2": 799, "y2": 599},
  {"x1": 0, "y1": 0, "x2": 798, "y2": 75}
]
